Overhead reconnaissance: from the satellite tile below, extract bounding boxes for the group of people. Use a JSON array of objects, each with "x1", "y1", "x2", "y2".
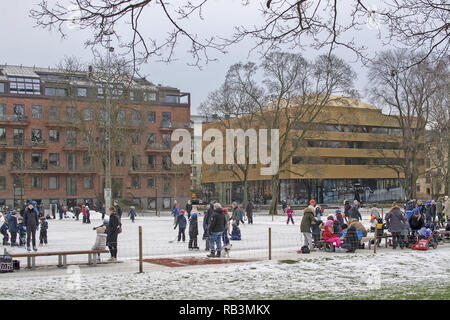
[
  {"x1": 171, "y1": 200, "x2": 253, "y2": 257},
  {"x1": 297, "y1": 196, "x2": 450, "y2": 253}
]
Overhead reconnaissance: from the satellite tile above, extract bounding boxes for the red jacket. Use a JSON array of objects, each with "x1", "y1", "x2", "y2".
[{"x1": 323, "y1": 226, "x2": 338, "y2": 240}]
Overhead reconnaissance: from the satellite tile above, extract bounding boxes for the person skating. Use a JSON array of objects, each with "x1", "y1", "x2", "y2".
[
  {"x1": 0, "y1": 219, "x2": 9, "y2": 245},
  {"x1": 82, "y1": 205, "x2": 87, "y2": 223},
  {"x1": 286, "y1": 206, "x2": 294, "y2": 225},
  {"x1": 231, "y1": 202, "x2": 240, "y2": 227},
  {"x1": 114, "y1": 200, "x2": 123, "y2": 221},
  {"x1": 39, "y1": 217, "x2": 48, "y2": 246},
  {"x1": 17, "y1": 217, "x2": 26, "y2": 247},
  {"x1": 207, "y1": 203, "x2": 226, "y2": 258},
  {"x1": 23, "y1": 202, "x2": 39, "y2": 252},
  {"x1": 128, "y1": 206, "x2": 136, "y2": 223},
  {"x1": 186, "y1": 200, "x2": 193, "y2": 219},
  {"x1": 174, "y1": 209, "x2": 187, "y2": 242},
  {"x1": 7, "y1": 210, "x2": 18, "y2": 246},
  {"x1": 85, "y1": 205, "x2": 91, "y2": 224},
  {"x1": 246, "y1": 200, "x2": 254, "y2": 224},
  {"x1": 188, "y1": 207, "x2": 199, "y2": 250},
  {"x1": 202, "y1": 202, "x2": 214, "y2": 251},
  {"x1": 106, "y1": 206, "x2": 121, "y2": 262}
]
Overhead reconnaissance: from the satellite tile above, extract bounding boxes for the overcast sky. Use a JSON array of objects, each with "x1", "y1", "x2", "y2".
[{"x1": 1, "y1": 1, "x2": 386, "y2": 114}]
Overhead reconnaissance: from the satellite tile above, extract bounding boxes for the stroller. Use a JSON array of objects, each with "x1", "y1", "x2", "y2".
[{"x1": 415, "y1": 226, "x2": 438, "y2": 249}]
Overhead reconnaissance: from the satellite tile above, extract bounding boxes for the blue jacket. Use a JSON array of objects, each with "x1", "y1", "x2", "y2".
[
  {"x1": 174, "y1": 214, "x2": 187, "y2": 229},
  {"x1": 128, "y1": 209, "x2": 136, "y2": 217},
  {"x1": 0, "y1": 223, "x2": 8, "y2": 235},
  {"x1": 7, "y1": 213, "x2": 18, "y2": 233}
]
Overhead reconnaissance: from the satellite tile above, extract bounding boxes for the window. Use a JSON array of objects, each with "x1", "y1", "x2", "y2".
[
  {"x1": 0, "y1": 128, "x2": 6, "y2": 143},
  {"x1": 49, "y1": 153, "x2": 59, "y2": 167},
  {"x1": 147, "y1": 197, "x2": 156, "y2": 209},
  {"x1": 147, "y1": 155, "x2": 156, "y2": 168},
  {"x1": 77, "y1": 88, "x2": 87, "y2": 97},
  {"x1": 83, "y1": 153, "x2": 91, "y2": 166},
  {"x1": 162, "y1": 134, "x2": 171, "y2": 148},
  {"x1": 49, "y1": 106, "x2": 60, "y2": 120},
  {"x1": 147, "y1": 177, "x2": 155, "y2": 188},
  {"x1": 143, "y1": 92, "x2": 156, "y2": 102},
  {"x1": 31, "y1": 176, "x2": 42, "y2": 189},
  {"x1": 115, "y1": 152, "x2": 126, "y2": 167},
  {"x1": 131, "y1": 131, "x2": 141, "y2": 144},
  {"x1": 99, "y1": 108, "x2": 109, "y2": 124},
  {"x1": 31, "y1": 153, "x2": 42, "y2": 168},
  {"x1": 0, "y1": 83, "x2": 5, "y2": 93},
  {"x1": 66, "y1": 130, "x2": 77, "y2": 146},
  {"x1": 416, "y1": 184, "x2": 420, "y2": 192},
  {"x1": 131, "y1": 110, "x2": 141, "y2": 126},
  {"x1": 32, "y1": 105, "x2": 42, "y2": 119},
  {"x1": 66, "y1": 153, "x2": 77, "y2": 170},
  {"x1": 12, "y1": 152, "x2": 24, "y2": 169},
  {"x1": 83, "y1": 108, "x2": 93, "y2": 120},
  {"x1": 117, "y1": 109, "x2": 126, "y2": 124},
  {"x1": 164, "y1": 95, "x2": 179, "y2": 103},
  {"x1": 0, "y1": 104, "x2": 5, "y2": 118},
  {"x1": 66, "y1": 176, "x2": 77, "y2": 195},
  {"x1": 131, "y1": 176, "x2": 141, "y2": 189},
  {"x1": 146, "y1": 133, "x2": 156, "y2": 145},
  {"x1": 162, "y1": 155, "x2": 171, "y2": 170},
  {"x1": 0, "y1": 152, "x2": 5, "y2": 165},
  {"x1": 131, "y1": 155, "x2": 141, "y2": 170},
  {"x1": 49, "y1": 129, "x2": 59, "y2": 143},
  {"x1": 66, "y1": 107, "x2": 77, "y2": 120},
  {"x1": 162, "y1": 177, "x2": 171, "y2": 193},
  {"x1": 45, "y1": 87, "x2": 67, "y2": 96},
  {"x1": 161, "y1": 112, "x2": 171, "y2": 128},
  {"x1": 163, "y1": 197, "x2": 171, "y2": 209},
  {"x1": 425, "y1": 174, "x2": 431, "y2": 184},
  {"x1": 130, "y1": 91, "x2": 135, "y2": 101},
  {"x1": 147, "y1": 111, "x2": 156, "y2": 123},
  {"x1": 83, "y1": 176, "x2": 93, "y2": 189},
  {"x1": 13, "y1": 128, "x2": 24, "y2": 145},
  {"x1": 0, "y1": 176, "x2": 5, "y2": 190},
  {"x1": 48, "y1": 176, "x2": 59, "y2": 190},
  {"x1": 31, "y1": 129, "x2": 43, "y2": 143},
  {"x1": 13, "y1": 104, "x2": 25, "y2": 121},
  {"x1": 9, "y1": 77, "x2": 40, "y2": 95}
]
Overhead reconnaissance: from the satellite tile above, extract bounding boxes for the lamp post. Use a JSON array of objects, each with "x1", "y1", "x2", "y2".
[
  {"x1": 103, "y1": 29, "x2": 114, "y2": 210},
  {"x1": 13, "y1": 183, "x2": 16, "y2": 209}
]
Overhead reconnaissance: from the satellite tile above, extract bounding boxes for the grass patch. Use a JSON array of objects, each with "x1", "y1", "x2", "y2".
[{"x1": 279, "y1": 260, "x2": 298, "y2": 264}]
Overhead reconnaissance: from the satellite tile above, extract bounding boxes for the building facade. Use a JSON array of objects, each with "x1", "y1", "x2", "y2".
[
  {"x1": 202, "y1": 97, "x2": 425, "y2": 205},
  {"x1": 0, "y1": 64, "x2": 191, "y2": 210}
]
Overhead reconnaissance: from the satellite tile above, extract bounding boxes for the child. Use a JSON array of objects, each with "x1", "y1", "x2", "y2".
[
  {"x1": 323, "y1": 216, "x2": 342, "y2": 247},
  {"x1": 39, "y1": 217, "x2": 48, "y2": 246},
  {"x1": 188, "y1": 208, "x2": 199, "y2": 250},
  {"x1": 230, "y1": 222, "x2": 241, "y2": 240},
  {"x1": 17, "y1": 217, "x2": 26, "y2": 247},
  {"x1": 174, "y1": 209, "x2": 187, "y2": 242},
  {"x1": 128, "y1": 206, "x2": 136, "y2": 223},
  {"x1": 334, "y1": 210, "x2": 344, "y2": 236},
  {"x1": 7, "y1": 210, "x2": 18, "y2": 247},
  {"x1": 92, "y1": 221, "x2": 108, "y2": 262},
  {"x1": 1, "y1": 220, "x2": 9, "y2": 245},
  {"x1": 286, "y1": 206, "x2": 294, "y2": 225}
]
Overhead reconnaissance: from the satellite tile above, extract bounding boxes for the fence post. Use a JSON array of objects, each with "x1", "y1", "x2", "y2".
[
  {"x1": 268, "y1": 227, "x2": 272, "y2": 260},
  {"x1": 139, "y1": 226, "x2": 143, "y2": 273}
]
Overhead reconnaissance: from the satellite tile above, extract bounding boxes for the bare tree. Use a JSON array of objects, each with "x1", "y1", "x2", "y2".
[
  {"x1": 367, "y1": 49, "x2": 447, "y2": 199},
  {"x1": 219, "y1": 52, "x2": 357, "y2": 215},
  {"x1": 30, "y1": 1, "x2": 449, "y2": 68}
]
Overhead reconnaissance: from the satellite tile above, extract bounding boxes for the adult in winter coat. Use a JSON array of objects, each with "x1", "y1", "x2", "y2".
[
  {"x1": 202, "y1": 203, "x2": 214, "y2": 251},
  {"x1": 174, "y1": 210, "x2": 187, "y2": 242},
  {"x1": 347, "y1": 201, "x2": 362, "y2": 221},
  {"x1": 128, "y1": 206, "x2": 136, "y2": 223},
  {"x1": 300, "y1": 207, "x2": 316, "y2": 250},
  {"x1": 408, "y1": 208, "x2": 425, "y2": 233},
  {"x1": 106, "y1": 206, "x2": 121, "y2": 261},
  {"x1": 344, "y1": 200, "x2": 351, "y2": 222},
  {"x1": 186, "y1": 200, "x2": 193, "y2": 219},
  {"x1": 188, "y1": 210, "x2": 199, "y2": 250},
  {"x1": 114, "y1": 200, "x2": 123, "y2": 221},
  {"x1": 246, "y1": 200, "x2": 254, "y2": 224},
  {"x1": 231, "y1": 202, "x2": 240, "y2": 226},
  {"x1": 23, "y1": 202, "x2": 39, "y2": 251},
  {"x1": 207, "y1": 204, "x2": 227, "y2": 258},
  {"x1": 7, "y1": 211, "x2": 18, "y2": 246},
  {"x1": 385, "y1": 205, "x2": 406, "y2": 249},
  {"x1": 436, "y1": 198, "x2": 444, "y2": 228},
  {"x1": 50, "y1": 202, "x2": 57, "y2": 220},
  {"x1": 348, "y1": 218, "x2": 368, "y2": 237},
  {"x1": 341, "y1": 225, "x2": 359, "y2": 252},
  {"x1": 85, "y1": 205, "x2": 91, "y2": 224}
]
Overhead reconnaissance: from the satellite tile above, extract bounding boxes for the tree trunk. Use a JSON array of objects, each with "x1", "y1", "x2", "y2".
[
  {"x1": 269, "y1": 175, "x2": 280, "y2": 216},
  {"x1": 243, "y1": 179, "x2": 248, "y2": 208}
]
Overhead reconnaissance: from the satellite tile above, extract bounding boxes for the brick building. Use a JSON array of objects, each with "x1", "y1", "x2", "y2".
[{"x1": 0, "y1": 64, "x2": 191, "y2": 210}]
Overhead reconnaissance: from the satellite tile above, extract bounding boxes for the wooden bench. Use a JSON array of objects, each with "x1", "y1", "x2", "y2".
[{"x1": 10, "y1": 250, "x2": 109, "y2": 270}]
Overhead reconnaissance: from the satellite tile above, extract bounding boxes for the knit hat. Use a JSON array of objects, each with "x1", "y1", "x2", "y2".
[
  {"x1": 309, "y1": 199, "x2": 316, "y2": 205},
  {"x1": 325, "y1": 220, "x2": 334, "y2": 227},
  {"x1": 223, "y1": 208, "x2": 228, "y2": 213},
  {"x1": 180, "y1": 209, "x2": 185, "y2": 215}
]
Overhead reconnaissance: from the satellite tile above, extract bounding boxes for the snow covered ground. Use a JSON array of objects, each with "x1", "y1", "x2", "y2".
[{"x1": 1, "y1": 209, "x2": 449, "y2": 299}]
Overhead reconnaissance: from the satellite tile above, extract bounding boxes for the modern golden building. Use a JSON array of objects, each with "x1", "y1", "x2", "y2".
[{"x1": 201, "y1": 96, "x2": 425, "y2": 204}]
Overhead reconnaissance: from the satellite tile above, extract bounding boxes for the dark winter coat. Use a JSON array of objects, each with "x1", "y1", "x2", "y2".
[
  {"x1": 347, "y1": 206, "x2": 362, "y2": 221},
  {"x1": 106, "y1": 214, "x2": 121, "y2": 245},
  {"x1": 343, "y1": 225, "x2": 359, "y2": 252},
  {"x1": 23, "y1": 207, "x2": 39, "y2": 229},
  {"x1": 0, "y1": 223, "x2": 8, "y2": 235},
  {"x1": 300, "y1": 208, "x2": 316, "y2": 233},
  {"x1": 409, "y1": 213, "x2": 424, "y2": 230},
  {"x1": 385, "y1": 207, "x2": 406, "y2": 233},
  {"x1": 208, "y1": 208, "x2": 227, "y2": 233},
  {"x1": 189, "y1": 216, "x2": 198, "y2": 237},
  {"x1": 17, "y1": 223, "x2": 26, "y2": 237},
  {"x1": 40, "y1": 220, "x2": 48, "y2": 235},
  {"x1": 115, "y1": 205, "x2": 123, "y2": 219},
  {"x1": 231, "y1": 207, "x2": 240, "y2": 223},
  {"x1": 246, "y1": 202, "x2": 254, "y2": 216},
  {"x1": 174, "y1": 214, "x2": 187, "y2": 229},
  {"x1": 202, "y1": 205, "x2": 214, "y2": 239},
  {"x1": 344, "y1": 202, "x2": 351, "y2": 216},
  {"x1": 128, "y1": 208, "x2": 136, "y2": 218},
  {"x1": 7, "y1": 213, "x2": 18, "y2": 233},
  {"x1": 186, "y1": 203, "x2": 193, "y2": 214}
]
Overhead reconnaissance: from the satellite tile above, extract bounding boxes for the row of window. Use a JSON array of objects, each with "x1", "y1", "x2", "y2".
[
  {"x1": 1, "y1": 175, "x2": 172, "y2": 194},
  {"x1": 0, "y1": 103, "x2": 173, "y2": 125},
  {"x1": 1, "y1": 151, "x2": 171, "y2": 171},
  {"x1": 294, "y1": 123, "x2": 403, "y2": 135},
  {"x1": 305, "y1": 140, "x2": 404, "y2": 150},
  {"x1": 0, "y1": 78, "x2": 183, "y2": 104},
  {"x1": 291, "y1": 157, "x2": 414, "y2": 166},
  {"x1": 0, "y1": 127, "x2": 171, "y2": 146}
]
